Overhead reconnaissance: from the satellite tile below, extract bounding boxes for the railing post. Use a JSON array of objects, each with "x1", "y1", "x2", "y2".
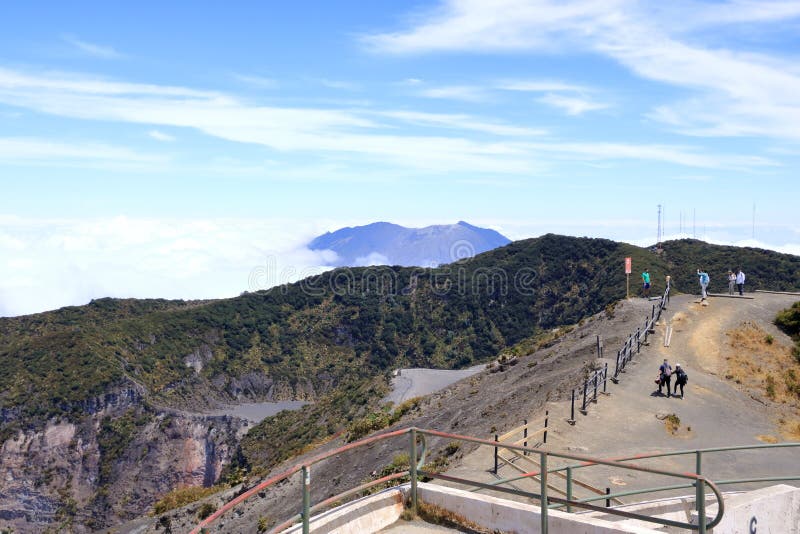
[
  {"x1": 543, "y1": 411, "x2": 548, "y2": 444},
  {"x1": 613, "y1": 349, "x2": 620, "y2": 379},
  {"x1": 566, "y1": 466, "x2": 573, "y2": 513},
  {"x1": 301, "y1": 465, "x2": 310, "y2": 534},
  {"x1": 637, "y1": 328, "x2": 641, "y2": 353},
  {"x1": 592, "y1": 372, "x2": 598, "y2": 403},
  {"x1": 540, "y1": 452, "x2": 548, "y2": 534},
  {"x1": 697, "y1": 477, "x2": 706, "y2": 534},
  {"x1": 582, "y1": 379, "x2": 588, "y2": 413},
  {"x1": 523, "y1": 419, "x2": 528, "y2": 454},
  {"x1": 494, "y1": 434, "x2": 499, "y2": 474},
  {"x1": 606, "y1": 487, "x2": 611, "y2": 508},
  {"x1": 603, "y1": 362, "x2": 608, "y2": 393},
  {"x1": 409, "y1": 429, "x2": 418, "y2": 515},
  {"x1": 696, "y1": 451, "x2": 704, "y2": 534},
  {"x1": 568, "y1": 389, "x2": 575, "y2": 424}
]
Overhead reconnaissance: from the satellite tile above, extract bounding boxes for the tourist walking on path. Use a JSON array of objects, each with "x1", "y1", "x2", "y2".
[
  {"x1": 642, "y1": 269, "x2": 651, "y2": 298},
  {"x1": 736, "y1": 268, "x2": 746, "y2": 295},
  {"x1": 673, "y1": 364, "x2": 688, "y2": 398},
  {"x1": 727, "y1": 271, "x2": 735, "y2": 295},
  {"x1": 658, "y1": 358, "x2": 673, "y2": 397},
  {"x1": 697, "y1": 269, "x2": 710, "y2": 300}
]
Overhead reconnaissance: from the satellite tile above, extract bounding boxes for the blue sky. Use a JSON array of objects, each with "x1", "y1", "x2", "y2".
[{"x1": 1, "y1": 1, "x2": 799, "y2": 315}]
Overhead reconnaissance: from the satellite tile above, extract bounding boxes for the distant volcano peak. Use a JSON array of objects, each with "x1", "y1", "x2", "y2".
[{"x1": 308, "y1": 221, "x2": 511, "y2": 267}]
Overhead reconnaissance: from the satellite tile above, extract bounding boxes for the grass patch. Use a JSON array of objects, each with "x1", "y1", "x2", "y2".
[
  {"x1": 151, "y1": 485, "x2": 221, "y2": 515},
  {"x1": 726, "y1": 322, "x2": 800, "y2": 405},
  {"x1": 665, "y1": 414, "x2": 681, "y2": 434},
  {"x1": 416, "y1": 500, "x2": 493, "y2": 533},
  {"x1": 346, "y1": 396, "x2": 422, "y2": 442}
]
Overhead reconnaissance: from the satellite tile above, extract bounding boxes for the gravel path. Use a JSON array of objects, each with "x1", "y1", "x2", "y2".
[{"x1": 448, "y1": 293, "x2": 800, "y2": 505}]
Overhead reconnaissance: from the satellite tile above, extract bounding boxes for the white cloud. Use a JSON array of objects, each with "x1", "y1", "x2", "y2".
[
  {"x1": 62, "y1": 35, "x2": 124, "y2": 59},
  {"x1": 538, "y1": 93, "x2": 609, "y2": 115},
  {"x1": 0, "y1": 65, "x2": 776, "y2": 177},
  {"x1": 319, "y1": 78, "x2": 360, "y2": 91},
  {"x1": 377, "y1": 110, "x2": 546, "y2": 136},
  {"x1": 497, "y1": 79, "x2": 586, "y2": 93},
  {"x1": 0, "y1": 137, "x2": 166, "y2": 169},
  {"x1": 416, "y1": 84, "x2": 488, "y2": 102},
  {"x1": 233, "y1": 73, "x2": 278, "y2": 89},
  {"x1": 520, "y1": 141, "x2": 777, "y2": 170},
  {"x1": 354, "y1": 252, "x2": 390, "y2": 266},
  {"x1": 365, "y1": 0, "x2": 800, "y2": 142},
  {"x1": 148, "y1": 129, "x2": 175, "y2": 142},
  {"x1": 0, "y1": 217, "x2": 337, "y2": 317}
]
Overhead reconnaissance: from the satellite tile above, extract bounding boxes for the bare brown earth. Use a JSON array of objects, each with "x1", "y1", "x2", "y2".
[{"x1": 113, "y1": 293, "x2": 800, "y2": 533}]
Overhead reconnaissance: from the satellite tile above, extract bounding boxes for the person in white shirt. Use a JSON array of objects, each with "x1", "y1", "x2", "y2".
[{"x1": 735, "y1": 268, "x2": 746, "y2": 296}]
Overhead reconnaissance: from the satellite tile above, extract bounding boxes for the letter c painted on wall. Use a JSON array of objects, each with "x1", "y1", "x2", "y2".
[{"x1": 749, "y1": 516, "x2": 757, "y2": 533}]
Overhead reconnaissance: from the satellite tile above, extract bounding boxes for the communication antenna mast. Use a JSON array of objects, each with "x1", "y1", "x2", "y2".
[{"x1": 657, "y1": 204, "x2": 662, "y2": 246}]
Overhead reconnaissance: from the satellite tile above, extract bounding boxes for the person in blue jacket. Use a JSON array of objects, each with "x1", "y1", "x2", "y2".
[{"x1": 697, "y1": 269, "x2": 710, "y2": 300}]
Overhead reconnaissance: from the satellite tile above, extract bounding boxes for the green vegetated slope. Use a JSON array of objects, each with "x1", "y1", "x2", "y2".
[
  {"x1": 0, "y1": 236, "x2": 641, "y2": 422},
  {"x1": 657, "y1": 239, "x2": 800, "y2": 293},
  {"x1": 1, "y1": 236, "x2": 798, "y2": 463},
  {"x1": 776, "y1": 301, "x2": 800, "y2": 358}
]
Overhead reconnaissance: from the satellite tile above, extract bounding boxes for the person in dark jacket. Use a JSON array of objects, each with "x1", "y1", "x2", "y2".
[
  {"x1": 658, "y1": 358, "x2": 672, "y2": 397},
  {"x1": 673, "y1": 363, "x2": 688, "y2": 398}
]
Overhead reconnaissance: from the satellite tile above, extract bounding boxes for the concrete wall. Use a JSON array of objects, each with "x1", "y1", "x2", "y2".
[
  {"x1": 416, "y1": 482, "x2": 662, "y2": 534},
  {"x1": 285, "y1": 488, "x2": 404, "y2": 534},
  {"x1": 694, "y1": 484, "x2": 800, "y2": 534}
]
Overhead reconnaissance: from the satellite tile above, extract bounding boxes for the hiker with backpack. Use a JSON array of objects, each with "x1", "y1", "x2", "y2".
[
  {"x1": 657, "y1": 358, "x2": 672, "y2": 397},
  {"x1": 673, "y1": 363, "x2": 688, "y2": 398}
]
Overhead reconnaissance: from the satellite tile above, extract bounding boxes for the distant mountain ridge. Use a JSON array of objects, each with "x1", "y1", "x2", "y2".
[{"x1": 308, "y1": 220, "x2": 511, "y2": 267}]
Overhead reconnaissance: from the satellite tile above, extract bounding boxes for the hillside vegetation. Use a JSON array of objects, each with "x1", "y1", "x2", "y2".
[{"x1": 2, "y1": 235, "x2": 799, "y2": 437}]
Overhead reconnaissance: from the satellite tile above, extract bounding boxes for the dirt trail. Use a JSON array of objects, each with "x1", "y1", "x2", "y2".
[{"x1": 443, "y1": 293, "x2": 800, "y2": 503}]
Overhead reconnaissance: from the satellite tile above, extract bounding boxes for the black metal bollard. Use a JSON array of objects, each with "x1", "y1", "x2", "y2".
[
  {"x1": 543, "y1": 410, "x2": 549, "y2": 444},
  {"x1": 494, "y1": 434, "x2": 499, "y2": 474},
  {"x1": 582, "y1": 380, "x2": 588, "y2": 412},
  {"x1": 569, "y1": 389, "x2": 576, "y2": 424},
  {"x1": 523, "y1": 419, "x2": 528, "y2": 454}
]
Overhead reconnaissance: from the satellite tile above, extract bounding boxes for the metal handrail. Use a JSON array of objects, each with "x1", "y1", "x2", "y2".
[{"x1": 193, "y1": 426, "x2": 734, "y2": 534}]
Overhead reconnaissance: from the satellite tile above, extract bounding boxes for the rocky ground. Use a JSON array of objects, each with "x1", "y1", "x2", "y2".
[{"x1": 445, "y1": 292, "x2": 800, "y2": 506}]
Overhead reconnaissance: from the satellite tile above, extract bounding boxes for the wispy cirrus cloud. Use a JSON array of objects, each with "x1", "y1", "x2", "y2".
[
  {"x1": 364, "y1": 0, "x2": 800, "y2": 142},
  {"x1": 377, "y1": 110, "x2": 546, "y2": 136},
  {"x1": 0, "y1": 137, "x2": 166, "y2": 169},
  {"x1": 233, "y1": 73, "x2": 278, "y2": 89},
  {"x1": 62, "y1": 34, "x2": 124, "y2": 59},
  {"x1": 496, "y1": 79, "x2": 587, "y2": 93},
  {"x1": 537, "y1": 93, "x2": 609, "y2": 115},
  {"x1": 0, "y1": 65, "x2": 776, "y2": 175},
  {"x1": 416, "y1": 84, "x2": 488, "y2": 102},
  {"x1": 148, "y1": 130, "x2": 175, "y2": 142}
]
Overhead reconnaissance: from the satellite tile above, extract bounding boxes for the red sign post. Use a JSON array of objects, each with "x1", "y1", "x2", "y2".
[{"x1": 625, "y1": 257, "x2": 632, "y2": 298}]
